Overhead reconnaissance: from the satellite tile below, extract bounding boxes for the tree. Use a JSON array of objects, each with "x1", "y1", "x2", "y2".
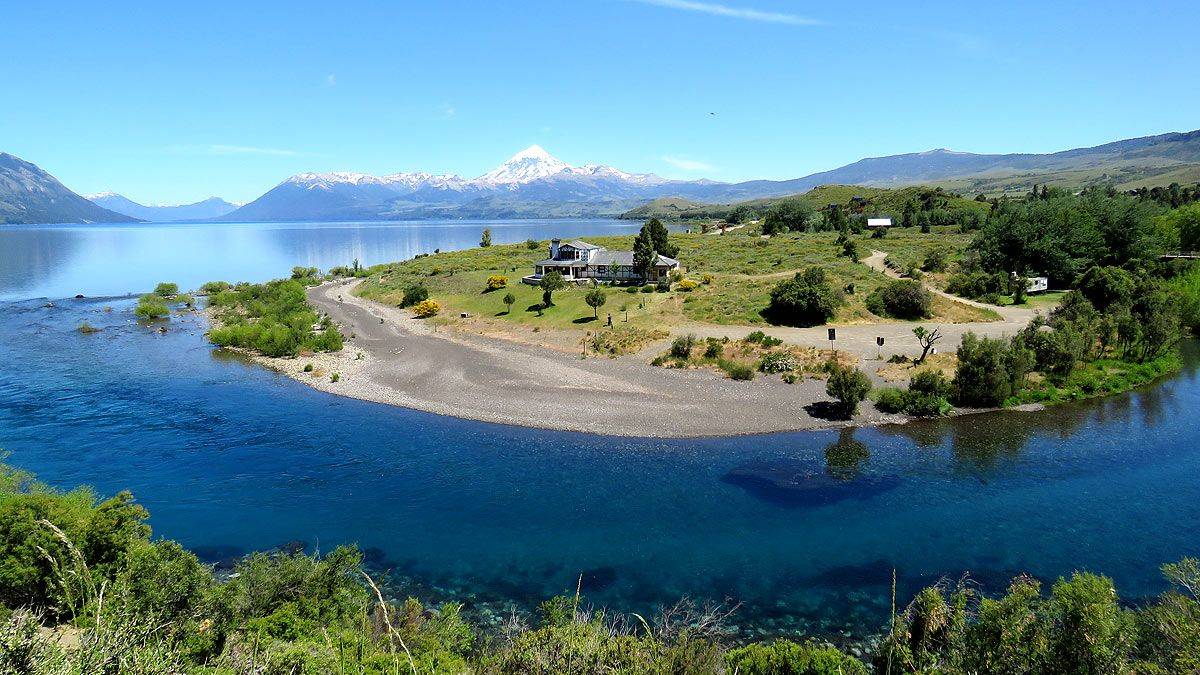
[
  {"x1": 913, "y1": 326, "x2": 943, "y2": 365},
  {"x1": 399, "y1": 283, "x2": 429, "y2": 308},
  {"x1": 767, "y1": 267, "x2": 841, "y2": 326},
  {"x1": 824, "y1": 204, "x2": 848, "y2": 233},
  {"x1": 826, "y1": 363, "x2": 872, "y2": 417},
  {"x1": 762, "y1": 200, "x2": 814, "y2": 235},
  {"x1": 644, "y1": 218, "x2": 678, "y2": 258},
  {"x1": 502, "y1": 292, "x2": 516, "y2": 315},
  {"x1": 1078, "y1": 265, "x2": 1135, "y2": 313},
  {"x1": 632, "y1": 228, "x2": 656, "y2": 281},
  {"x1": 584, "y1": 288, "x2": 606, "y2": 318},
  {"x1": 539, "y1": 271, "x2": 565, "y2": 307},
  {"x1": 866, "y1": 280, "x2": 932, "y2": 320},
  {"x1": 153, "y1": 282, "x2": 178, "y2": 297},
  {"x1": 479, "y1": 228, "x2": 492, "y2": 247},
  {"x1": 952, "y1": 332, "x2": 1032, "y2": 407}
]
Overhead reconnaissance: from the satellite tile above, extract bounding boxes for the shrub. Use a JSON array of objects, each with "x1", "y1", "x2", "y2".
[
  {"x1": 291, "y1": 266, "x2": 320, "y2": 281},
  {"x1": 655, "y1": 279, "x2": 671, "y2": 292},
  {"x1": 953, "y1": 332, "x2": 1033, "y2": 407},
  {"x1": 153, "y1": 282, "x2": 178, "y2": 297},
  {"x1": 866, "y1": 280, "x2": 932, "y2": 320},
  {"x1": 720, "y1": 359, "x2": 756, "y2": 380},
  {"x1": 727, "y1": 640, "x2": 869, "y2": 675},
  {"x1": 922, "y1": 249, "x2": 948, "y2": 272},
  {"x1": 525, "y1": 238, "x2": 540, "y2": 250},
  {"x1": 874, "y1": 387, "x2": 908, "y2": 413},
  {"x1": 677, "y1": 279, "x2": 700, "y2": 291},
  {"x1": 640, "y1": 285, "x2": 655, "y2": 294},
  {"x1": 670, "y1": 334, "x2": 697, "y2": 359},
  {"x1": 485, "y1": 275, "x2": 508, "y2": 291},
  {"x1": 759, "y1": 352, "x2": 798, "y2": 373},
  {"x1": 825, "y1": 363, "x2": 872, "y2": 416},
  {"x1": 413, "y1": 299, "x2": 440, "y2": 318},
  {"x1": 206, "y1": 279, "x2": 343, "y2": 357},
  {"x1": 701, "y1": 273, "x2": 715, "y2": 285},
  {"x1": 625, "y1": 285, "x2": 639, "y2": 294},
  {"x1": 303, "y1": 363, "x2": 314, "y2": 372},
  {"x1": 399, "y1": 283, "x2": 430, "y2": 308},
  {"x1": 330, "y1": 373, "x2": 340, "y2": 383},
  {"x1": 134, "y1": 294, "x2": 170, "y2": 320},
  {"x1": 703, "y1": 339, "x2": 723, "y2": 359},
  {"x1": 767, "y1": 267, "x2": 841, "y2": 326},
  {"x1": 199, "y1": 281, "x2": 231, "y2": 295}
]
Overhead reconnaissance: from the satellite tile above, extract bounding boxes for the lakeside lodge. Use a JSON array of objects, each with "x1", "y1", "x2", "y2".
[{"x1": 522, "y1": 238, "x2": 680, "y2": 286}]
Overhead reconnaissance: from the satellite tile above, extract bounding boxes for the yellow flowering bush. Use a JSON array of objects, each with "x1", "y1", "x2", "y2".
[
  {"x1": 486, "y1": 274, "x2": 508, "y2": 290},
  {"x1": 413, "y1": 299, "x2": 441, "y2": 318}
]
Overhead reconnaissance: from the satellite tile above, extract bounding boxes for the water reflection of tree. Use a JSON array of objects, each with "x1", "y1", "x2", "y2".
[{"x1": 824, "y1": 428, "x2": 869, "y2": 480}]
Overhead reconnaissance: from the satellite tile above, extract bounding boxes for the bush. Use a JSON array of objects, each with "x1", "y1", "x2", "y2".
[
  {"x1": 759, "y1": 352, "x2": 798, "y2": 373},
  {"x1": 153, "y1": 282, "x2": 178, "y2": 297},
  {"x1": 655, "y1": 279, "x2": 671, "y2": 293},
  {"x1": 199, "y1": 281, "x2": 231, "y2": 295},
  {"x1": 720, "y1": 359, "x2": 756, "y2": 380},
  {"x1": 625, "y1": 285, "x2": 639, "y2": 294},
  {"x1": 922, "y1": 249, "x2": 948, "y2": 272},
  {"x1": 703, "y1": 339, "x2": 723, "y2": 359},
  {"x1": 291, "y1": 266, "x2": 320, "y2": 281},
  {"x1": 727, "y1": 640, "x2": 868, "y2": 675},
  {"x1": 701, "y1": 273, "x2": 715, "y2": 285},
  {"x1": 825, "y1": 363, "x2": 872, "y2": 416},
  {"x1": 413, "y1": 299, "x2": 440, "y2": 318},
  {"x1": 874, "y1": 387, "x2": 908, "y2": 413},
  {"x1": 676, "y1": 279, "x2": 700, "y2": 291},
  {"x1": 134, "y1": 294, "x2": 170, "y2": 320},
  {"x1": 485, "y1": 275, "x2": 508, "y2": 291},
  {"x1": 525, "y1": 238, "x2": 540, "y2": 250},
  {"x1": 866, "y1": 280, "x2": 932, "y2": 320},
  {"x1": 399, "y1": 283, "x2": 430, "y2": 308},
  {"x1": 767, "y1": 267, "x2": 841, "y2": 326},
  {"x1": 207, "y1": 279, "x2": 343, "y2": 357},
  {"x1": 953, "y1": 332, "x2": 1032, "y2": 407},
  {"x1": 640, "y1": 284, "x2": 655, "y2": 294},
  {"x1": 670, "y1": 334, "x2": 697, "y2": 359}
]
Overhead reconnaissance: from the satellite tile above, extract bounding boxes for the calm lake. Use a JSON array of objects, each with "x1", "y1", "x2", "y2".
[{"x1": 1, "y1": 220, "x2": 1199, "y2": 638}]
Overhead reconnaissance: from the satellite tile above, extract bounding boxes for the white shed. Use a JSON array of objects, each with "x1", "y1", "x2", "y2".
[{"x1": 866, "y1": 218, "x2": 893, "y2": 228}]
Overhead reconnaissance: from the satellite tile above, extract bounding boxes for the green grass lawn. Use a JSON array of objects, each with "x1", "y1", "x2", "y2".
[{"x1": 356, "y1": 228, "x2": 997, "y2": 333}]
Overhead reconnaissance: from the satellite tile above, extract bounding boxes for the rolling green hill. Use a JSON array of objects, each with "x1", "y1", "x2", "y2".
[{"x1": 621, "y1": 184, "x2": 991, "y2": 222}]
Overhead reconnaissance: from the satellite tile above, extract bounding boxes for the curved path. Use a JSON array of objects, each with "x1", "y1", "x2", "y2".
[
  {"x1": 300, "y1": 280, "x2": 907, "y2": 437},
  {"x1": 680, "y1": 253, "x2": 1041, "y2": 360}
]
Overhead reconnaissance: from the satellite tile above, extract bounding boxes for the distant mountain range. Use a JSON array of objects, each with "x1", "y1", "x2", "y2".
[
  {"x1": 226, "y1": 131, "x2": 1200, "y2": 221},
  {"x1": 87, "y1": 193, "x2": 239, "y2": 222},
  {"x1": 3, "y1": 129, "x2": 1199, "y2": 224},
  {"x1": 0, "y1": 153, "x2": 135, "y2": 224}
]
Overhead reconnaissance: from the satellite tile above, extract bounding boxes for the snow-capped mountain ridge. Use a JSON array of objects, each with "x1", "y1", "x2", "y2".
[{"x1": 278, "y1": 146, "x2": 672, "y2": 192}]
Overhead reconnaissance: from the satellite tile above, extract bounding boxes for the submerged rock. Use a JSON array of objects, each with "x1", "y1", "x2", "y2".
[{"x1": 721, "y1": 459, "x2": 899, "y2": 508}]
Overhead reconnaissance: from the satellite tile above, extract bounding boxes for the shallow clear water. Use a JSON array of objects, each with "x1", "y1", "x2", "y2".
[
  {"x1": 2, "y1": 294, "x2": 1198, "y2": 637},
  {"x1": 1, "y1": 220, "x2": 1198, "y2": 639},
  {"x1": 0, "y1": 219, "x2": 642, "y2": 301}
]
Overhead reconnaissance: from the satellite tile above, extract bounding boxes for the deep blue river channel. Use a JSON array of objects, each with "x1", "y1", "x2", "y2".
[{"x1": 2, "y1": 219, "x2": 1199, "y2": 640}]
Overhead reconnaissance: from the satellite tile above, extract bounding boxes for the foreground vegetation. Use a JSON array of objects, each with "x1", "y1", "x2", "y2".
[{"x1": 1, "y1": 462, "x2": 1198, "y2": 674}]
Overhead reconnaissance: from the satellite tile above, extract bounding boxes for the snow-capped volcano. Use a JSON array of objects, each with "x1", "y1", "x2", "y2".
[
  {"x1": 477, "y1": 145, "x2": 572, "y2": 184},
  {"x1": 225, "y1": 144, "x2": 730, "y2": 221}
]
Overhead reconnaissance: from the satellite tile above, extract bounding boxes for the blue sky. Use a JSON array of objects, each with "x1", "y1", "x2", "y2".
[{"x1": 3, "y1": 0, "x2": 1198, "y2": 204}]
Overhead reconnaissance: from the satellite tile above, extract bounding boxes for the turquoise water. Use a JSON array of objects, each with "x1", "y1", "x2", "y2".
[{"x1": 1, "y1": 221, "x2": 1199, "y2": 638}]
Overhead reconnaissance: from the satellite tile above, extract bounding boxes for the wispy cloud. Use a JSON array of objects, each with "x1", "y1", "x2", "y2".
[
  {"x1": 661, "y1": 155, "x2": 715, "y2": 172},
  {"x1": 166, "y1": 144, "x2": 310, "y2": 157},
  {"x1": 627, "y1": 0, "x2": 821, "y2": 25},
  {"x1": 326, "y1": 74, "x2": 337, "y2": 86},
  {"x1": 442, "y1": 103, "x2": 457, "y2": 118}
]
